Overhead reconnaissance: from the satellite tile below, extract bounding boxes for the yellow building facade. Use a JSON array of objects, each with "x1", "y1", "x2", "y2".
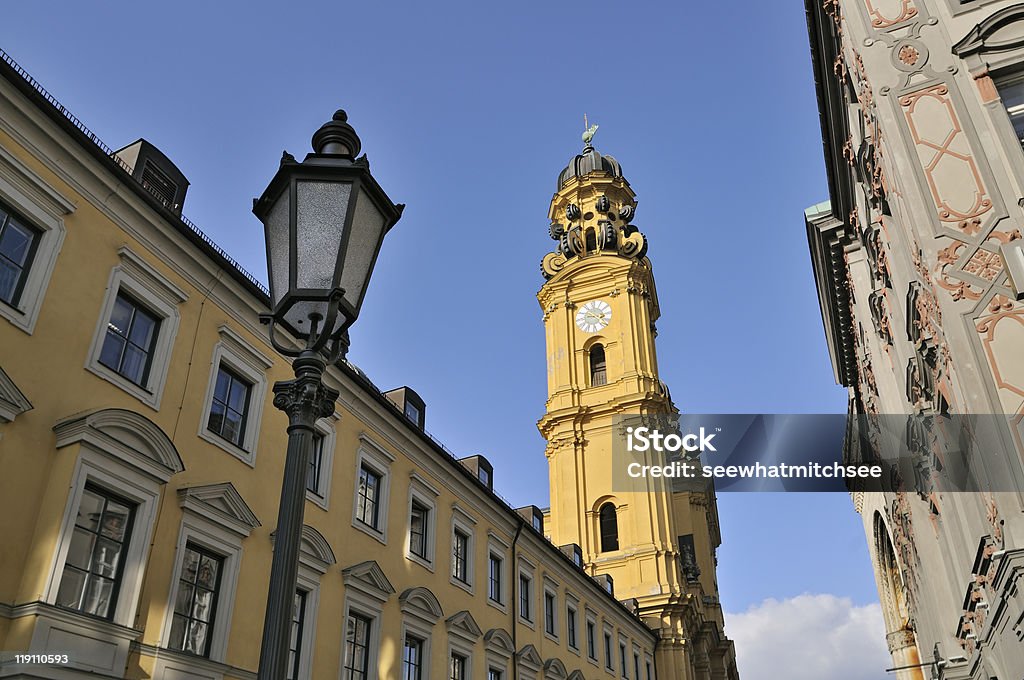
[
  {"x1": 538, "y1": 142, "x2": 738, "y2": 680},
  {"x1": 0, "y1": 47, "x2": 734, "y2": 680}
]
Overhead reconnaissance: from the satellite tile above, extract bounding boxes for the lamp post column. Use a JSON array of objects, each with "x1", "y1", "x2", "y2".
[{"x1": 256, "y1": 350, "x2": 339, "y2": 680}]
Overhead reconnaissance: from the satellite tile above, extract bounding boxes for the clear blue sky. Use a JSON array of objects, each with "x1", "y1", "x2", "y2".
[{"x1": 2, "y1": 1, "x2": 879, "y2": 614}]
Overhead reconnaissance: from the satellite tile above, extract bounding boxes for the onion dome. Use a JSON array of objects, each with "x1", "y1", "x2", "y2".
[{"x1": 557, "y1": 144, "x2": 623, "y2": 188}]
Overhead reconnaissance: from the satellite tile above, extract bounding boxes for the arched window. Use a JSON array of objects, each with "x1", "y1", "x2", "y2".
[
  {"x1": 599, "y1": 503, "x2": 619, "y2": 552},
  {"x1": 589, "y1": 345, "x2": 607, "y2": 387}
]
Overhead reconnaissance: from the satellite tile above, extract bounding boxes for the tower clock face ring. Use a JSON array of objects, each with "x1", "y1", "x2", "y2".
[{"x1": 575, "y1": 300, "x2": 612, "y2": 333}]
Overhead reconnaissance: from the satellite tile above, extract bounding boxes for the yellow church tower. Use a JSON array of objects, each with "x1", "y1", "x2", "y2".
[{"x1": 537, "y1": 125, "x2": 739, "y2": 680}]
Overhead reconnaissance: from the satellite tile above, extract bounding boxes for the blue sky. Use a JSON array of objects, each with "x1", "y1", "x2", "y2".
[{"x1": 3, "y1": 2, "x2": 887, "y2": 670}]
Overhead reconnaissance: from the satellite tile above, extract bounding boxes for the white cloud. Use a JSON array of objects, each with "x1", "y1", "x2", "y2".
[{"x1": 726, "y1": 594, "x2": 890, "y2": 680}]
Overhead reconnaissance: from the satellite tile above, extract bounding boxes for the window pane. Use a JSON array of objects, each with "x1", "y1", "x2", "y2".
[
  {"x1": 0, "y1": 211, "x2": 38, "y2": 305},
  {"x1": 98, "y1": 333, "x2": 126, "y2": 372},
  {"x1": 0, "y1": 219, "x2": 33, "y2": 265},
  {"x1": 57, "y1": 486, "x2": 135, "y2": 620},
  {"x1": 171, "y1": 544, "x2": 223, "y2": 657}
]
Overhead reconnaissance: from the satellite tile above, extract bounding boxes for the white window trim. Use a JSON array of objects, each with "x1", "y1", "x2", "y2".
[
  {"x1": 449, "y1": 639, "x2": 474, "y2": 680},
  {"x1": 517, "y1": 559, "x2": 536, "y2": 628},
  {"x1": 485, "y1": 538, "x2": 507, "y2": 613},
  {"x1": 450, "y1": 505, "x2": 477, "y2": 593},
  {"x1": 585, "y1": 610, "x2": 599, "y2": 666},
  {"x1": 603, "y1": 623, "x2": 616, "y2": 674},
  {"x1": 43, "y1": 449, "x2": 162, "y2": 627},
  {"x1": 291, "y1": 571, "x2": 319, "y2": 680},
  {"x1": 306, "y1": 414, "x2": 338, "y2": 511},
  {"x1": 197, "y1": 325, "x2": 272, "y2": 465},
  {"x1": 160, "y1": 511, "x2": 246, "y2": 662},
  {"x1": 351, "y1": 434, "x2": 394, "y2": 544},
  {"x1": 0, "y1": 144, "x2": 72, "y2": 335},
  {"x1": 566, "y1": 594, "x2": 580, "y2": 654},
  {"x1": 401, "y1": 617, "x2": 435, "y2": 680},
  {"x1": 342, "y1": 574, "x2": 389, "y2": 680},
  {"x1": 618, "y1": 635, "x2": 629, "y2": 679},
  {"x1": 542, "y1": 580, "x2": 559, "y2": 642},
  {"x1": 406, "y1": 472, "x2": 439, "y2": 571},
  {"x1": 85, "y1": 247, "x2": 187, "y2": 410}
]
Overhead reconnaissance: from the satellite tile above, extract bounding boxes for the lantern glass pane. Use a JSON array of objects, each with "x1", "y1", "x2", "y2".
[
  {"x1": 264, "y1": 189, "x2": 291, "y2": 307},
  {"x1": 295, "y1": 180, "x2": 352, "y2": 291},
  {"x1": 340, "y1": 186, "x2": 387, "y2": 314}
]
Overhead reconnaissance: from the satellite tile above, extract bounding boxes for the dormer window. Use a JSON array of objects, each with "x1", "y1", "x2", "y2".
[
  {"x1": 141, "y1": 160, "x2": 179, "y2": 208},
  {"x1": 404, "y1": 400, "x2": 421, "y2": 424}
]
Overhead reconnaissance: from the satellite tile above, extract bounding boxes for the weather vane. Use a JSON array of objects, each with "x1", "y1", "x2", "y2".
[{"x1": 582, "y1": 113, "x2": 598, "y2": 146}]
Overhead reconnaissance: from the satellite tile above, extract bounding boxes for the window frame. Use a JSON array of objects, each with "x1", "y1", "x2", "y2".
[
  {"x1": 351, "y1": 435, "x2": 394, "y2": 544},
  {"x1": 85, "y1": 247, "x2": 186, "y2": 409},
  {"x1": 0, "y1": 144, "x2": 72, "y2": 335},
  {"x1": 167, "y1": 541, "x2": 225, "y2": 658},
  {"x1": 0, "y1": 205, "x2": 40, "y2": 308},
  {"x1": 343, "y1": 610, "x2": 373, "y2": 680},
  {"x1": 406, "y1": 473, "x2": 439, "y2": 570},
  {"x1": 97, "y1": 291, "x2": 161, "y2": 387},
  {"x1": 54, "y1": 482, "x2": 138, "y2": 621},
  {"x1": 566, "y1": 598, "x2": 579, "y2": 653},
  {"x1": 517, "y1": 558, "x2": 535, "y2": 627},
  {"x1": 604, "y1": 626, "x2": 615, "y2": 673},
  {"x1": 306, "y1": 416, "x2": 338, "y2": 510},
  {"x1": 449, "y1": 506, "x2": 477, "y2": 593},
  {"x1": 197, "y1": 326, "x2": 271, "y2": 464},
  {"x1": 599, "y1": 503, "x2": 620, "y2": 553},
  {"x1": 45, "y1": 444, "x2": 169, "y2": 629},
  {"x1": 160, "y1": 485, "x2": 255, "y2": 664},
  {"x1": 403, "y1": 633, "x2": 427, "y2": 680},
  {"x1": 585, "y1": 611, "x2": 598, "y2": 664},
  {"x1": 543, "y1": 584, "x2": 558, "y2": 641},
  {"x1": 206, "y1": 363, "x2": 252, "y2": 448}
]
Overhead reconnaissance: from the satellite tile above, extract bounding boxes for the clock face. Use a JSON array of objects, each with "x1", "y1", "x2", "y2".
[{"x1": 575, "y1": 300, "x2": 612, "y2": 333}]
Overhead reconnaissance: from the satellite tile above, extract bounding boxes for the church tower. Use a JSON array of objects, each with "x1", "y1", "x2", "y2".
[{"x1": 538, "y1": 127, "x2": 739, "y2": 680}]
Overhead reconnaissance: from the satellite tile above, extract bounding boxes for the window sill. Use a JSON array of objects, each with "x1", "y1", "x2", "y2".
[
  {"x1": 486, "y1": 598, "x2": 507, "y2": 615},
  {"x1": 85, "y1": 362, "x2": 161, "y2": 410},
  {"x1": 450, "y1": 576, "x2": 474, "y2": 595},
  {"x1": 407, "y1": 551, "x2": 435, "y2": 573},
  {"x1": 351, "y1": 518, "x2": 387, "y2": 545},
  {"x1": 199, "y1": 428, "x2": 256, "y2": 467},
  {"x1": 306, "y1": 490, "x2": 329, "y2": 512},
  {"x1": 518, "y1": 616, "x2": 535, "y2": 630},
  {"x1": 544, "y1": 630, "x2": 559, "y2": 644}
]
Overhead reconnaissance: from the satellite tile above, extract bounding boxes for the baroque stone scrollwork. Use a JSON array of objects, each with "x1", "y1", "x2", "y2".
[{"x1": 541, "y1": 196, "x2": 647, "y2": 278}]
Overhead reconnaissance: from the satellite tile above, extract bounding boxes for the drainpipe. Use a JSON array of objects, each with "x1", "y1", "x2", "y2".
[{"x1": 511, "y1": 520, "x2": 524, "y2": 680}]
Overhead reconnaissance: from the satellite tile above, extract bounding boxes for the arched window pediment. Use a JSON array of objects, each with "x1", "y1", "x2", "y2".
[{"x1": 54, "y1": 408, "x2": 184, "y2": 482}]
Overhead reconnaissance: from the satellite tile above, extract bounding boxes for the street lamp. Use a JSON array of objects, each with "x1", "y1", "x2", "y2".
[{"x1": 252, "y1": 109, "x2": 403, "y2": 680}]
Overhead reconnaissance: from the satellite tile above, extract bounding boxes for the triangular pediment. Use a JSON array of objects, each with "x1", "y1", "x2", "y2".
[
  {"x1": 446, "y1": 610, "x2": 482, "y2": 641},
  {"x1": 567, "y1": 671, "x2": 586, "y2": 680},
  {"x1": 54, "y1": 408, "x2": 184, "y2": 482},
  {"x1": 178, "y1": 482, "x2": 260, "y2": 537},
  {"x1": 0, "y1": 365, "x2": 31, "y2": 423},
  {"x1": 342, "y1": 560, "x2": 395, "y2": 602},
  {"x1": 399, "y1": 586, "x2": 443, "y2": 623},
  {"x1": 516, "y1": 644, "x2": 543, "y2": 671}
]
